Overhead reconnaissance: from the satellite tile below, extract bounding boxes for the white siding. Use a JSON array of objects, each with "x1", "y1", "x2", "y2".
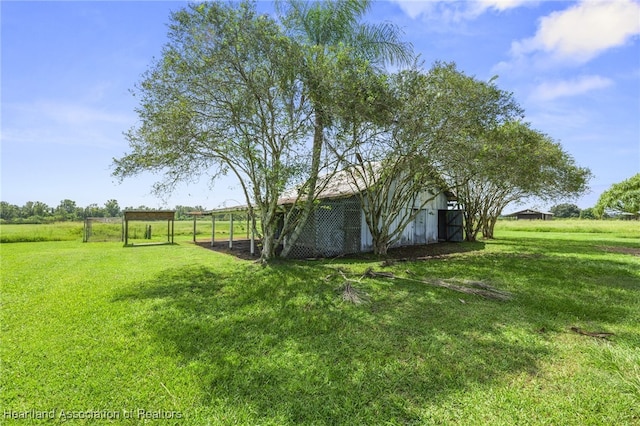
[{"x1": 359, "y1": 189, "x2": 448, "y2": 252}]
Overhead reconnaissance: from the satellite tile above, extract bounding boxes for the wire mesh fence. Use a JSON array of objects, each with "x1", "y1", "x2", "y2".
[
  {"x1": 285, "y1": 197, "x2": 362, "y2": 258},
  {"x1": 83, "y1": 217, "x2": 123, "y2": 242}
]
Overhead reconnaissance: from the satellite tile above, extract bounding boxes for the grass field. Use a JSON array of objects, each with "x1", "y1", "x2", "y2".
[
  {"x1": 0, "y1": 219, "x2": 250, "y2": 244},
  {"x1": 1, "y1": 220, "x2": 638, "y2": 424}
]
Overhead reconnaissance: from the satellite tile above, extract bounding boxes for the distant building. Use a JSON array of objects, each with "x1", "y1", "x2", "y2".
[{"x1": 506, "y1": 209, "x2": 554, "y2": 221}]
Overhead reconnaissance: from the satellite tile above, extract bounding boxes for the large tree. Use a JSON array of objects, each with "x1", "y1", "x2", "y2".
[
  {"x1": 550, "y1": 203, "x2": 581, "y2": 218},
  {"x1": 391, "y1": 63, "x2": 591, "y2": 241},
  {"x1": 335, "y1": 68, "x2": 449, "y2": 255},
  {"x1": 113, "y1": 2, "x2": 312, "y2": 260},
  {"x1": 471, "y1": 121, "x2": 592, "y2": 239},
  {"x1": 104, "y1": 199, "x2": 121, "y2": 217},
  {"x1": 55, "y1": 199, "x2": 78, "y2": 221},
  {"x1": 276, "y1": 0, "x2": 412, "y2": 257},
  {"x1": 417, "y1": 63, "x2": 525, "y2": 241},
  {"x1": 594, "y1": 173, "x2": 640, "y2": 219},
  {"x1": 113, "y1": 1, "x2": 411, "y2": 261}
]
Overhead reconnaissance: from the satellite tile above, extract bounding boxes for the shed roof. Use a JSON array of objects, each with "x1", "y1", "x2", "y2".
[
  {"x1": 208, "y1": 163, "x2": 454, "y2": 214},
  {"x1": 279, "y1": 163, "x2": 456, "y2": 204},
  {"x1": 278, "y1": 166, "x2": 377, "y2": 205},
  {"x1": 123, "y1": 210, "x2": 176, "y2": 221}
]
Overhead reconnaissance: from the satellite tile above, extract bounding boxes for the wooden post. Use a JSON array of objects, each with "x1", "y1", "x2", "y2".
[
  {"x1": 250, "y1": 214, "x2": 255, "y2": 256},
  {"x1": 193, "y1": 214, "x2": 197, "y2": 242},
  {"x1": 124, "y1": 218, "x2": 129, "y2": 246},
  {"x1": 211, "y1": 214, "x2": 215, "y2": 247},
  {"x1": 229, "y1": 213, "x2": 234, "y2": 249},
  {"x1": 171, "y1": 219, "x2": 174, "y2": 244}
]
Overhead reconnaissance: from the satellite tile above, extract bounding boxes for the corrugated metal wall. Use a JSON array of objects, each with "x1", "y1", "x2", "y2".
[
  {"x1": 360, "y1": 191, "x2": 447, "y2": 252},
  {"x1": 285, "y1": 190, "x2": 450, "y2": 257}
]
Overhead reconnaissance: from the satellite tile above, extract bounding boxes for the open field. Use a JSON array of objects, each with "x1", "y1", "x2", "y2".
[
  {"x1": 498, "y1": 217, "x2": 640, "y2": 237},
  {"x1": 0, "y1": 219, "x2": 251, "y2": 244},
  {"x1": 1, "y1": 220, "x2": 638, "y2": 424}
]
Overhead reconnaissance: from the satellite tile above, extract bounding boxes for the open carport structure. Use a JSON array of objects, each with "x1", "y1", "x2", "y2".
[{"x1": 189, "y1": 206, "x2": 258, "y2": 256}]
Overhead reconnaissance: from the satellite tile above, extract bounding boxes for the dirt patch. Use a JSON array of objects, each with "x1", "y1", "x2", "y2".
[
  {"x1": 194, "y1": 239, "x2": 483, "y2": 261},
  {"x1": 598, "y1": 246, "x2": 640, "y2": 256},
  {"x1": 195, "y1": 239, "x2": 262, "y2": 260}
]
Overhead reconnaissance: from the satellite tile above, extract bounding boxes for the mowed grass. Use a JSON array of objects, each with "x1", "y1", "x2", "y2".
[
  {"x1": 0, "y1": 220, "x2": 250, "y2": 243},
  {"x1": 1, "y1": 220, "x2": 638, "y2": 424}
]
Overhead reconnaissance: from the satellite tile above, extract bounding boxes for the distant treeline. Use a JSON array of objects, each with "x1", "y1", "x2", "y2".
[{"x1": 0, "y1": 200, "x2": 210, "y2": 223}]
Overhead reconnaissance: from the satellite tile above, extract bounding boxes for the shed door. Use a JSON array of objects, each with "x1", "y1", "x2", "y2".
[{"x1": 438, "y1": 210, "x2": 463, "y2": 242}]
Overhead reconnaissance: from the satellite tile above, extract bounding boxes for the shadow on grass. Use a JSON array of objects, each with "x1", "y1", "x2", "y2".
[
  {"x1": 404, "y1": 237, "x2": 639, "y2": 337},
  {"x1": 113, "y1": 261, "x2": 552, "y2": 424}
]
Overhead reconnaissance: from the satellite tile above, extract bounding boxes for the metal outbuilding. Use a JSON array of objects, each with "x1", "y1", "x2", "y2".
[{"x1": 506, "y1": 209, "x2": 554, "y2": 220}]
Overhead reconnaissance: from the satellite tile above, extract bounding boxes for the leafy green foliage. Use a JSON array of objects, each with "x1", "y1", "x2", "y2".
[
  {"x1": 579, "y1": 207, "x2": 597, "y2": 219},
  {"x1": 112, "y1": 1, "x2": 413, "y2": 261},
  {"x1": 455, "y1": 120, "x2": 591, "y2": 240},
  {"x1": 594, "y1": 173, "x2": 640, "y2": 218},
  {"x1": 276, "y1": 0, "x2": 413, "y2": 258},
  {"x1": 551, "y1": 203, "x2": 581, "y2": 218},
  {"x1": 113, "y1": 1, "x2": 315, "y2": 261},
  {"x1": 111, "y1": 0, "x2": 592, "y2": 258}
]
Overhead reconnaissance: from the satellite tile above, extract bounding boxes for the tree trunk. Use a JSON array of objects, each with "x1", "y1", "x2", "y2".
[
  {"x1": 259, "y1": 204, "x2": 278, "y2": 261},
  {"x1": 280, "y1": 109, "x2": 323, "y2": 258},
  {"x1": 464, "y1": 211, "x2": 476, "y2": 242},
  {"x1": 372, "y1": 235, "x2": 391, "y2": 256},
  {"x1": 485, "y1": 215, "x2": 499, "y2": 239},
  {"x1": 260, "y1": 232, "x2": 276, "y2": 262}
]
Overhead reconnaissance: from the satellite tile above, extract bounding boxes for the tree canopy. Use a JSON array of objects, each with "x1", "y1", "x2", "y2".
[
  {"x1": 594, "y1": 173, "x2": 640, "y2": 219},
  {"x1": 112, "y1": 0, "x2": 593, "y2": 256},
  {"x1": 112, "y1": 0, "x2": 413, "y2": 260},
  {"x1": 113, "y1": 2, "x2": 313, "y2": 260},
  {"x1": 275, "y1": 0, "x2": 413, "y2": 257},
  {"x1": 550, "y1": 203, "x2": 581, "y2": 218}
]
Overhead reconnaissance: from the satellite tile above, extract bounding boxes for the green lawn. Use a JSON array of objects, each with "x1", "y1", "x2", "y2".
[
  {"x1": 0, "y1": 219, "x2": 251, "y2": 243},
  {"x1": 1, "y1": 220, "x2": 638, "y2": 424}
]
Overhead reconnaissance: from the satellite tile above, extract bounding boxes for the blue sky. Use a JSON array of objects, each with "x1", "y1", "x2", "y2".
[{"x1": 2, "y1": 0, "x2": 639, "y2": 211}]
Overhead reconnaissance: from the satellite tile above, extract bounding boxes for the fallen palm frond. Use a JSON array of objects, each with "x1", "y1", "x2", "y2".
[
  {"x1": 325, "y1": 267, "x2": 511, "y2": 301},
  {"x1": 341, "y1": 281, "x2": 370, "y2": 304},
  {"x1": 570, "y1": 326, "x2": 615, "y2": 340},
  {"x1": 427, "y1": 278, "x2": 512, "y2": 301},
  {"x1": 324, "y1": 268, "x2": 371, "y2": 304}
]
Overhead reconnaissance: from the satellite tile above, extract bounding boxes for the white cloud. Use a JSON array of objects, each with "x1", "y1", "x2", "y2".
[
  {"x1": 511, "y1": 0, "x2": 640, "y2": 64},
  {"x1": 477, "y1": 0, "x2": 532, "y2": 12},
  {"x1": 531, "y1": 75, "x2": 614, "y2": 101},
  {"x1": 391, "y1": 0, "x2": 436, "y2": 20},
  {"x1": 36, "y1": 101, "x2": 131, "y2": 126},
  {"x1": 471, "y1": 0, "x2": 533, "y2": 15},
  {"x1": 1, "y1": 100, "x2": 133, "y2": 148},
  {"x1": 391, "y1": 0, "x2": 531, "y2": 22}
]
